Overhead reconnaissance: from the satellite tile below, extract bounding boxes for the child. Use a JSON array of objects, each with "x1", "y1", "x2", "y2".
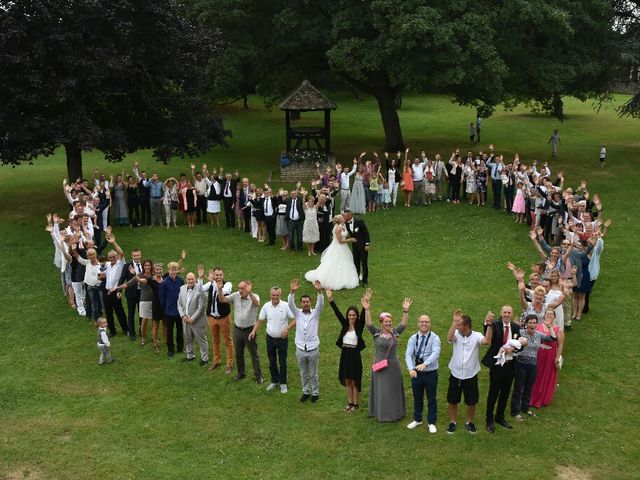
[
  {"x1": 494, "y1": 337, "x2": 526, "y2": 366},
  {"x1": 381, "y1": 179, "x2": 390, "y2": 209},
  {"x1": 512, "y1": 181, "x2": 527, "y2": 223},
  {"x1": 97, "y1": 317, "x2": 113, "y2": 365}
]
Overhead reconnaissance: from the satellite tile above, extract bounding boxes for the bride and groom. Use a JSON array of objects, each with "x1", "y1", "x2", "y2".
[{"x1": 304, "y1": 210, "x2": 370, "y2": 290}]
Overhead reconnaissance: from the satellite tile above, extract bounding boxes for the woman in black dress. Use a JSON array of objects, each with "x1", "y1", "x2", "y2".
[
  {"x1": 327, "y1": 288, "x2": 365, "y2": 412},
  {"x1": 183, "y1": 182, "x2": 198, "y2": 228},
  {"x1": 315, "y1": 194, "x2": 332, "y2": 253},
  {"x1": 126, "y1": 175, "x2": 140, "y2": 226}
]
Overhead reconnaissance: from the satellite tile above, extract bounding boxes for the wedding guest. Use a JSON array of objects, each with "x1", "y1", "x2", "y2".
[
  {"x1": 362, "y1": 291, "x2": 411, "y2": 422},
  {"x1": 158, "y1": 261, "x2": 184, "y2": 358},
  {"x1": 405, "y1": 314, "x2": 441, "y2": 433},
  {"x1": 218, "y1": 279, "x2": 263, "y2": 383},
  {"x1": 288, "y1": 278, "x2": 324, "y2": 403},
  {"x1": 258, "y1": 286, "x2": 296, "y2": 394},
  {"x1": 327, "y1": 288, "x2": 365, "y2": 412},
  {"x1": 401, "y1": 158, "x2": 414, "y2": 207},
  {"x1": 530, "y1": 309, "x2": 564, "y2": 409},
  {"x1": 163, "y1": 177, "x2": 179, "y2": 229},
  {"x1": 275, "y1": 189, "x2": 290, "y2": 251},
  {"x1": 510, "y1": 314, "x2": 557, "y2": 420},
  {"x1": 446, "y1": 309, "x2": 490, "y2": 434},
  {"x1": 302, "y1": 195, "x2": 319, "y2": 256}
]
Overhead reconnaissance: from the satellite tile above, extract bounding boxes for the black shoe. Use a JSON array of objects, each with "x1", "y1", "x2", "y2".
[
  {"x1": 486, "y1": 422, "x2": 495, "y2": 433},
  {"x1": 496, "y1": 419, "x2": 513, "y2": 429},
  {"x1": 182, "y1": 357, "x2": 195, "y2": 362},
  {"x1": 465, "y1": 422, "x2": 477, "y2": 434},
  {"x1": 255, "y1": 376, "x2": 264, "y2": 384},
  {"x1": 234, "y1": 374, "x2": 246, "y2": 381},
  {"x1": 565, "y1": 325, "x2": 572, "y2": 331},
  {"x1": 300, "y1": 394, "x2": 310, "y2": 403},
  {"x1": 200, "y1": 360, "x2": 208, "y2": 367},
  {"x1": 130, "y1": 336, "x2": 136, "y2": 342},
  {"x1": 446, "y1": 422, "x2": 456, "y2": 434},
  {"x1": 167, "y1": 351, "x2": 174, "y2": 358},
  {"x1": 311, "y1": 395, "x2": 319, "y2": 403}
]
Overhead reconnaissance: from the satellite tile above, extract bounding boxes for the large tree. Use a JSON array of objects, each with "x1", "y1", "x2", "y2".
[
  {"x1": 0, "y1": 0, "x2": 230, "y2": 180},
  {"x1": 189, "y1": 0, "x2": 616, "y2": 151},
  {"x1": 613, "y1": 0, "x2": 640, "y2": 118}
]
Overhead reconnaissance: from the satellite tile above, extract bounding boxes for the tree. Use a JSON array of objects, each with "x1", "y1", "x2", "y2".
[
  {"x1": 613, "y1": 0, "x2": 640, "y2": 118},
  {"x1": 0, "y1": 0, "x2": 230, "y2": 180},
  {"x1": 189, "y1": 0, "x2": 617, "y2": 152}
]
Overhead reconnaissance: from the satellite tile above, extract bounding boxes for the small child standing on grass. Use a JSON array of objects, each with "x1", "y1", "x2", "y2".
[{"x1": 97, "y1": 317, "x2": 113, "y2": 365}]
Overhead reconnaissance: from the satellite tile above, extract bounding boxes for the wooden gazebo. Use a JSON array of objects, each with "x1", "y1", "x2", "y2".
[{"x1": 278, "y1": 80, "x2": 337, "y2": 154}]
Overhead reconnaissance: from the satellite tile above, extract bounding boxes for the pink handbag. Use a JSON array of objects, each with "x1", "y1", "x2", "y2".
[
  {"x1": 371, "y1": 335, "x2": 395, "y2": 372},
  {"x1": 372, "y1": 358, "x2": 388, "y2": 372}
]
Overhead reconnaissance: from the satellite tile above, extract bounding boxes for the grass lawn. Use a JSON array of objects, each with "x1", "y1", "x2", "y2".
[{"x1": 0, "y1": 93, "x2": 638, "y2": 480}]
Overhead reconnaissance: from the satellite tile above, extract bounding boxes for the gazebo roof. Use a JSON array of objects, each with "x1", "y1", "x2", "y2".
[{"x1": 278, "y1": 80, "x2": 337, "y2": 111}]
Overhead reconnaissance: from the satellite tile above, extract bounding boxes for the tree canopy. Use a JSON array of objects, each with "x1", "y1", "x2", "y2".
[
  {"x1": 0, "y1": 0, "x2": 230, "y2": 180},
  {"x1": 188, "y1": 0, "x2": 618, "y2": 151}
]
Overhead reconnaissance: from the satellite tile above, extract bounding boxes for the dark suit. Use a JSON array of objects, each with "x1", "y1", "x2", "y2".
[
  {"x1": 220, "y1": 177, "x2": 237, "y2": 228},
  {"x1": 285, "y1": 197, "x2": 305, "y2": 251},
  {"x1": 482, "y1": 319, "x2": 521, "y2": 424},
  {"x1": 345, "y1": 218, "x2": 370, "y2": 284},
  {"x1": 119, "y1": 261, "x2": 142, "y2": 339},
  {"x1": 262, "y1": 195, "x2": 279, "y2": 245},
  {"x1": 239, "y1": 185, "x2": 251, "y2": 233}
]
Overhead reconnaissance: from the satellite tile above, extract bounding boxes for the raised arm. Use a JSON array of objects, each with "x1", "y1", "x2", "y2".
[
  {"x1": 447, "y1": 309, "x2": 462, "y2": 342},
  {"x1": 288, "y1": 278, "x2": 300, "y2": 313},
  {"x1": 400, "y1": 297, "x2": 411, "y2": 328},
  {"x1": 326, "y1": 289, "x2": 346, "y2": 326},
  {"x1": 361, "y1": 293, "x2": 372, "y2": 327},
  {"x1": 106, "y1": 233, "x2": 124, "y2": 259},
  {"x1": 530, "y1": 230, "x2": 547, "y2": 260}
]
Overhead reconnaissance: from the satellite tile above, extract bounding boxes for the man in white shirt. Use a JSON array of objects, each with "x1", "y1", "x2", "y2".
[
  {"x1": 337, "y1": 158, "x2": 357, "y2": 212},
  {"x1": 199, "y1": 267, "x2": 234, "y2": 374},
  {"x1": 191, "y1": 163, "x2": 209, "y2": 225},
  {"x1": 445, "y1": 309, "x2": 491, "y2": 434},
  {"x1": 288, "y1": 278, "x2": 324, "y2": 403},
  {"x1": 103, "y1": 235, "x2": 128, "y2": 337},
  {"x1": 411, "y1": 152, "x2": 428, "y2": 206},
  {"x1": 258, "y1": 286, "x2": 296, "y2": 393}
]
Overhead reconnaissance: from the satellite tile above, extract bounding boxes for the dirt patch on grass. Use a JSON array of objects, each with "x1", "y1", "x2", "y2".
[
  {"x1": 2, "y1": 467, "x2": 43, "y2": 479},
  {"x1": 556, "y1": 465, "x2": 592, "y2": 480}
]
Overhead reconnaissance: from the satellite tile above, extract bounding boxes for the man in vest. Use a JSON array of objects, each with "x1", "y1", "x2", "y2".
[{"x1": 198, "y1": 266, "x2": 234, "y2": 374}]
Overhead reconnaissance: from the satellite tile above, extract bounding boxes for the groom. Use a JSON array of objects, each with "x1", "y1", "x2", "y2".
[{"x1": 343, "y1": 210, "x2": 370, "y2": 287}]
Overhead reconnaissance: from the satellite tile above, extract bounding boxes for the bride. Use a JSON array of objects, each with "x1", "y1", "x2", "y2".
[{"x1": 305, "y1": 215, "x2": 360, "y2": 290}]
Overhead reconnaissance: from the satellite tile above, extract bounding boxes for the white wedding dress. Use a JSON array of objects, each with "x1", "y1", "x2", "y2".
[{"x1": 305, "y1": 225, "x2": 359, "y2": 290}]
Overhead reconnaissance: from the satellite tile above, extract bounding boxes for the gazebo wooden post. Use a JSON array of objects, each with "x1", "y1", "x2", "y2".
[
  {"x1": 285, "y1": 110, "x2": 291, "y2": 153},
  {"x1": 324, "y1": 109, "x2": 331, "y2": 154}
]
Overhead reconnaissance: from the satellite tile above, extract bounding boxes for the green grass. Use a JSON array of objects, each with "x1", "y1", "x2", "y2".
[{"x1": 0, "y1": 93, "x2": 639, "y2": 480}]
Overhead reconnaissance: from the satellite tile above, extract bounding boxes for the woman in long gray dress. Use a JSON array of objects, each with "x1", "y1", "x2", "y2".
[
  {"x1": 111, "y1": 174, "x2": 128, "y2": 226},
  {"x1": 349, "y1": 166, "x2": 367, "y2": 214},
  {"x1": 361, "y1": 292, "x2": 411, "y2": 422}
]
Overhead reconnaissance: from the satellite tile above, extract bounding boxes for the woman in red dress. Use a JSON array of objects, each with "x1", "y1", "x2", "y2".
[{"x1": 530, "y1": 309, "x2": 565, "y2": 408}]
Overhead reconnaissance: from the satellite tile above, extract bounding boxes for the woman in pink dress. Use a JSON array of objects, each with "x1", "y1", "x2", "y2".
[
  {"x1": 530, "y1": 309, "x2": 565, "y2": 408},
  {"x1": 511, "y1": 181, "x2": 526, "y2": 223}
]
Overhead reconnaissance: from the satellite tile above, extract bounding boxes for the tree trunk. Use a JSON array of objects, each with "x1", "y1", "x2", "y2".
[
  {"x1": 65, "y1": 144, "x2": 83, "y2": 181},
  {"x1": 374, "y1": 89, "x2": 404, "y2": 152}
]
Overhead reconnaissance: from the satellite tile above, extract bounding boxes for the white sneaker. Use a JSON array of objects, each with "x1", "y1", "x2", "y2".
[
  {"x1": 266, "y1": 383, "x2": 278, "y2": 391},
  {"x1": 428, "y1": 424, "x2": 437, "y2": 434},
  {"x1": 280, "y1": 384, "x2": 288, "y2": 393},
  {"x1": 407, "y1": 420, "x2": 422, "y2": 429}
]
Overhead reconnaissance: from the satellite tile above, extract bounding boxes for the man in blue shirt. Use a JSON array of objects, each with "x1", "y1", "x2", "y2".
[
  {"x1": 486, "y1": 154, "x2": 503, "y2": 209},
  {"x1": 143, "y1": 173, "x2": 164, "y2": 227},
  {"x1": 158, "y1": 261, "x2": 184, "y2": 357},
  {"x1": 405, "y1": 315, "x2": 441, "y2": 433}
]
